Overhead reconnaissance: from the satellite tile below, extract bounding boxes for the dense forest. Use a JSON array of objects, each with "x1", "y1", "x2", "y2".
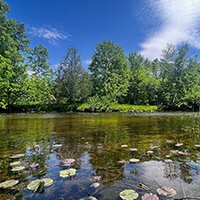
[{"x1": 0, "y1": 0, "x2": 200, "y2": 112}]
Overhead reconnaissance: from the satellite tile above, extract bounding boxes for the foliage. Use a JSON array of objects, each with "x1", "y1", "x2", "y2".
[
  {"x1": 124, "y1": 53, "x2": 159, "y2": 105},
  {"x1": 89, "y1": 41, "x2": 130, "y2": 102},
  {"x1": 0, "y1": 0, "x2": 29, "y2": 110},
  {"x1": 20, "y1": 45, "x2": 54, "y2": 104},
  {"x1": 55, "y1": 47, "x2": 92, "y2": 103},
  {"x1": 77, "y1": 103, "x2": 158, "y2": 112},
  {"x1": 0, "y1": 0, "x2": 200, "y2": 112}
]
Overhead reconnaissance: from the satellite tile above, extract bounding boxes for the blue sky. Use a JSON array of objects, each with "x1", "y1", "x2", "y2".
[{"x1": 6, "y1": 0, "x2": 200, "y2": 68}]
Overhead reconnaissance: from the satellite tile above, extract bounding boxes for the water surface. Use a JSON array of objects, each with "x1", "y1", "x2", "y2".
[{"x1": 0, "y1": 112, "x2": 200, "y2": 200}]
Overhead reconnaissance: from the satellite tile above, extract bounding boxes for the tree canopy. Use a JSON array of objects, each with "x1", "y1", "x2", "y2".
[{"x1": 0, "y1": 0, "x2": 200, "y2": 112}]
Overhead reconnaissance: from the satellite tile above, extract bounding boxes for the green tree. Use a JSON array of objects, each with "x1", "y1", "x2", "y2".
[
  {"x1": 125, "y1": 53, "x2": 159, "y2": 105},
  {"x1": 182, "y1": 57, "x2": 200, "y2": 110},
  {"x1": 159, "y1": 44, "x2": 189, "y2": 109},
  {"x1": 0, "y1": 0, "x2": 29, "y2": 110},
  {"x1": 55, "y1": 46, "x2": 92, "y2": 103},
  {"x1": 89, "y1": 41, "x2": 130, "y2": 102},
  {"x1": 19, "y1": 45, "x2": 54, "y2": 104}
]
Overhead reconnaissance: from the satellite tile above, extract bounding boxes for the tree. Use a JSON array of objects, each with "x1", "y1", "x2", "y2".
[
  {"x1": 20, "y1": 45, "x2": 54, "y2": 104},
  {"x1": 89, "y1": 41, "x2": 130, "y2": 102},
  {"x1": 159, "y1": 44, "x2": 189, "y2": 109},
  {"x1": 55, "y1": 47, "x2": 92, "y2": 103},
  {"x1": 182, "y1": 56, "x2": 200, "y2": 111},
  {"x1": 125, "y1": 53, "x2": 159, "y2": 105},
  {"x1": 0, "y1": 0, "x2": 29, "y2": 110}
]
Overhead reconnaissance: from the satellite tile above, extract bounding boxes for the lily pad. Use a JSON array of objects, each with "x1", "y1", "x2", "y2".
[
  {"x1": 42, "y1": 178, "x2": 54, "y2": 187},
  {"x1": 149, "y1": 145, "x2": 159, "y2": 149},
  {"x1": 118, "y1": 160, "x2": 128, "y2": 164},
  {"x1": 175, "y1": 143, "x2": 183, "y2": 147},
  {"x1": 61, "y1": 159, "x2": 75, "y2": 167},
  {"x1": 11, "y1": 166, "x2": 25, "y2": 172},
  {"x1": 80, "y1": 196, "x2": 97, "y2": 200},
  {"x1": 92, "y1": 176, "x2": 101, "y2": 182},
  {"x1": 164, "y1": 159, "x2": 173, "y2": 163},
  {"x1": 10, "y1": 161, "x2": 21, "y2": 167},
  {"x1": 10, "y1": 154, "x2": 25, "y2": 159},
  {"x1": 119, "y1": 189, "x2": 139, "y2": 200},
  {"x1": 129, "y1": 148, "x2": 138, "y2": 151},
  {"x1": 52, "y1": 144, "x2": 62, "y2": 148},
  {"x1": 147, "y1": 151, "x2": 154, "y2": 154},
  {"x1": 178, "y1": 151, "x2": 188, "y2": 155},
  {"x1": 27, "y1": 178, "x2": 54, "y2": 191},
  {"x1": 30, "y1": 163, "x2": 39, "y2": 168},
  {"x1": 157, "y1": 186, "x2": 176, "y2": 197},
  {"x1": 0, "y1": 180, "x2": 19, "y2": 189},
  {"x1": 90, "y1": 182, "x2": 100, "y2": 188},
  {"x1": 129, "y1": 158, "x2": 140, "y2": 163},
  {"x1": 59, "y1": 168, "x2": 77, "y2": 178},
  {"x1": 142, "y1": 193, "x2": 159, "y2": 200}
]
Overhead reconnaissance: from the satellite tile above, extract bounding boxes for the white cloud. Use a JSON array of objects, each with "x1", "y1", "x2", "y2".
[
  {"x1": 140, "y1": 0, "x2": 200, "y2": 60},
  {"x1": 83, "y1": 59, "x2": 92, "y2": 66},
  {"x1": 30, "y1": 26, "x2": 68, "y2": 44}
]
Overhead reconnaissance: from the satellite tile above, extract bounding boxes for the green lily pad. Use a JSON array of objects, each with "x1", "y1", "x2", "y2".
[
  {"x1": 27, "y1": 178, "x2": 54, "y2": 191},
  {"x1": 10, "y1": 161, "x2": 21, "y2": 167},
  {"x1": 11, "y1": 166, "x2": 25, "y2": 172},
  {"x1": 10, "y1": 154, "x2": 25, "y2": 159},
  {"x1": 42, "y1": 178, "x2": 54, "y2": 187},
  {"x1": 59, "y1": 168, "x2": 77, "y2": 178},
  {"x1": 119, "y1": 189, "x2": 139, "y2": 200},
  {"x1": 0, "y1": 180, "x2": 19, "y2": 189}
]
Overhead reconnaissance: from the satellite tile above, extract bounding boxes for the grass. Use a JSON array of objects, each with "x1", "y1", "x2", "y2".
[
  {"x1": 77, "y1": 103, "x2": 158, "y2": 112},
  {"x1": 1, "y1": 103, "x2": 158, "y2": 113}
]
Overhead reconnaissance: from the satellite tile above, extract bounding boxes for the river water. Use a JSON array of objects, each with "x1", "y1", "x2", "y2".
[{"x1": 0, "y1": 112, "x2": 200, "y2": 200}]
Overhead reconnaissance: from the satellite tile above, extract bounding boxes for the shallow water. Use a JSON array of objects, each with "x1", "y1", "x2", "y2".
[{"x1": 0, "y1": 112, "x2": 200, "y2": 200}]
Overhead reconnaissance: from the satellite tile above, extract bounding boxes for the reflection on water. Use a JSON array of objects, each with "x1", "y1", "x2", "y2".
[{"x1": 0, "y1": 113, "x2": 200, "y2": 199}]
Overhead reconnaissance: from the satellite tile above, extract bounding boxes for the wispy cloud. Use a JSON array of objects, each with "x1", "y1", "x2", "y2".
[
  {"x1": 30, "y1": 26, "x2": 69, "y2": 44},
  {"x1": 83, "y1": 60, "x2": 92, "y2": 66},
  {"x1": 140, "y1": 0, "x2": 200, "y2": 60}
]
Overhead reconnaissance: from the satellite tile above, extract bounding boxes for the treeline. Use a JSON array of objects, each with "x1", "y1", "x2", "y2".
[{"x1": 0, "y1": 0, "x2": 200, "y2": 112}]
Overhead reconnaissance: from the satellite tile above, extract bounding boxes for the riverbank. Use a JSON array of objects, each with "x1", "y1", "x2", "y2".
[{"x1": 0, "y1": 103, "x2": 158, "y2": 113}]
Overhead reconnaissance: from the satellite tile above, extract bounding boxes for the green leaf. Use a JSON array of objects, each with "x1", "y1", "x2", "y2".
[{"x1": 119, "y1": 189, "x2": 139, "y2": 200}]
